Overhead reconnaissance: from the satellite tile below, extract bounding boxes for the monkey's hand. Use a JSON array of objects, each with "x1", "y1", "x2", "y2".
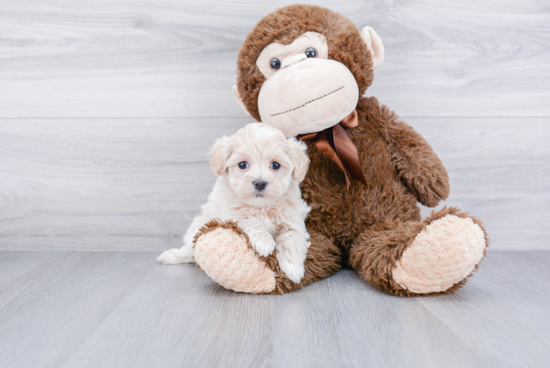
[
  {"x1": 378, "y1": 102, "x2": 450, "y2": 207},
  {"x1": 391, "y1": 143, "x2": 450, "y2": 208}
]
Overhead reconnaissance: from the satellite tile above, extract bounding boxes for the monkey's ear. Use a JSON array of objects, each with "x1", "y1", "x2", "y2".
[
  {"x1": 360, "y1": 26, "x2": 385, "y2": 69},
  {"x1": 232, "y1": 84, "x2": 252, "y2": 117}
]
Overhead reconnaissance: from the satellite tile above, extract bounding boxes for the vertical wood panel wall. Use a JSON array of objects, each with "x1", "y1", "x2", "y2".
[{"x1": 0, "y1": 0, "x2": 548, "y2": 251}]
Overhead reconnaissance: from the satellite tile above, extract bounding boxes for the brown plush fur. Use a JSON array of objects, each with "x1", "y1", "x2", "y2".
[
  {"x1": 264, "y1": 227, "x2": 343, "y2": 295},
  {"x1": 193, "y1": 218, "x2": 248, "y2": 246},
  {"x1": 237, "y1": 5, "x2": 373, "y2": 121},
  {"x1": 194, "y1": 219, "x2": 342, "y2": 294},
  {"x1": 232, "y1": 5, "x2": 488, "y2": 295},
  {"x1": 349, "y1": 206, "x2": 489, "y2": 297},
  {"x1": 192, "y1": 218, "x2": 251, "y2": 271}
]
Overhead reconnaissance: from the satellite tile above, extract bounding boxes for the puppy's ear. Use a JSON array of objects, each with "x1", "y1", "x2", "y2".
[
  {"x1": 286, "y1": 138, "x2": 310, "y2": 182},
  {"x1": 209, "y1": 136, "x2": 235, "y2": 176}
]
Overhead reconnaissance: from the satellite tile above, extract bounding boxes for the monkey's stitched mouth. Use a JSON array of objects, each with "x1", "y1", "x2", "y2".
[{"x1": 270, "y1": 86, "x2": 344, "y2": 117}]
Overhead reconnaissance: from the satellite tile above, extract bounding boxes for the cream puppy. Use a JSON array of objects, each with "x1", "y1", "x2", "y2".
[{"x1": 157, "y1": 123, "x2": 311, "y2": 283}]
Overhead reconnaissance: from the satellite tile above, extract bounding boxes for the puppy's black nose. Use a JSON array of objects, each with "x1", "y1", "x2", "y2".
[{"x1": 253, "y1": 180, "x2": 268, "y2": 191}]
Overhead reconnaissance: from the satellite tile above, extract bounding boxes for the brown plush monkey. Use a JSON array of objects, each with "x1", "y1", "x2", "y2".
[{"x1": 193, "y1": 4, "x2": 488, "y2": 296}]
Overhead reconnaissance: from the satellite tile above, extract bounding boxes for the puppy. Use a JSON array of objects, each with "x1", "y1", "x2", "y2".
[{"x1": 157, "y1": 123, "x2": 311, "y2": 283}]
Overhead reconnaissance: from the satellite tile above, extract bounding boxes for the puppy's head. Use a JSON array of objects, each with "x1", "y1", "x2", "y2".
[{"x1": 209, "y1": 123, "x2": 309, "y2": 206}]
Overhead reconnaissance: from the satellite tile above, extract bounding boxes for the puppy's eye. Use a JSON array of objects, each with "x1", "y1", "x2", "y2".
[
  {"x1": 305, "y1": 47, "x2": 317, "y2": 58},
  {"x1": 238, "y1": 162, "x2": 248, "y2": 169},
  {"x1": 270, "y1": 162, "x2": 281, "y2": 170},
  {"x1": 270, "y1": 58, "x2": 281, "y2": 70}
]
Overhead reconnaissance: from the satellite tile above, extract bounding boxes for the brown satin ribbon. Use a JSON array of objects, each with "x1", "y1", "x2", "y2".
[{"x1": 298, "y1": 109, "x2": 367, "y2": 189}]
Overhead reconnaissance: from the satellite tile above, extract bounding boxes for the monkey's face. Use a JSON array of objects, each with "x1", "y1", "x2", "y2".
[
  {"x1": 256, "y1": 32, "x2": 359, "y2": 138},
  {"x1": 234, "y1": 5, "x2": 385, "y2": 138}
]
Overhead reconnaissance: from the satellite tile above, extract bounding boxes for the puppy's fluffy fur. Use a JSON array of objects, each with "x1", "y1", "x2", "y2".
[{"x1": 157, "y1": 123, "x2": 311, "y2": 283}]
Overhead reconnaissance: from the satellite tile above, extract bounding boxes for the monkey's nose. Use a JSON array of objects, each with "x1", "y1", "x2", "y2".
[
  {"x1": 253, "y1": 180, "x2": 268, "y2": 191},
  {"x1": 282, "y1": 53, "x2": 307, "y2": 69}
]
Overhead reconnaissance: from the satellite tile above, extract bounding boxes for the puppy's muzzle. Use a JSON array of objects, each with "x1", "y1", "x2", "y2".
[{"x1": 253, "y1": 180, "x2": 268, "y2": 191}]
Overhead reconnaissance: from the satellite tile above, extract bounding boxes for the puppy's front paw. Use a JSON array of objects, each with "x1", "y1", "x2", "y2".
[
  {"x1": 157, "y1": 248, "x2": 194, "y2": 264},
  {"x1": 278, "y1": 258, "x2": 305, "y2": 284},
  {"x1": 276, "y1": 231, "x2": 308, "y2": 283},
  {"x1": 248, "y1": 232, "x2": 276, "y2": 257}
]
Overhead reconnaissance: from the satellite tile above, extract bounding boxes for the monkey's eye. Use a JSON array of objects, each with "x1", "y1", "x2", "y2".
[
  {"x1": 270, "y1": 58, "x2": 281, "y2": 70},
  {"x1": 270, "y1": 162, "x2": 281, "y2": 170},
  {"x1": 305, "y1": 47, "x2": 317, "y2": 58},
  {"x1": 238, "y1": 162, "x2": 249, "y2": 169}
]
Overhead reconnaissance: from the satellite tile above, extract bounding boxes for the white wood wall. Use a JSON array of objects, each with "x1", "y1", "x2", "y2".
[{"x1": 0, "y1": 0, "x2": 548, "y2": 251}]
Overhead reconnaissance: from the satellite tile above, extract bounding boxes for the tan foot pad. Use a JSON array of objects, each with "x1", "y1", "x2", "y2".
[
  {"x1": 392, "y1": 214, "x2": 486, "y2": 294},
  {"x1": 194, "y1": 223, "x2": 276, "y2": 294}
]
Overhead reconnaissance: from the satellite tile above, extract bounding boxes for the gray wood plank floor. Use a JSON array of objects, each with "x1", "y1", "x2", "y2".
[{"x1": 0, "y1": 251, "x2": 549, "y2": 368}]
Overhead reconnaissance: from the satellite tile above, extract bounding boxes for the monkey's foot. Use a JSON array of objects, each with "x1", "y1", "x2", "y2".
[
  {"x1": 392, "y1": 212, "x2": 487, "y2": 294},
  {"x1": 194, "y1": 220, "x2": 276, "y2": 294}
]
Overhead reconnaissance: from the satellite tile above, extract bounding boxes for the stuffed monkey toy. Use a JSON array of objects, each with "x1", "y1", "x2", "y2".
[{"x1": 191, "y1": 4, "x2": 488, "y2": 296}]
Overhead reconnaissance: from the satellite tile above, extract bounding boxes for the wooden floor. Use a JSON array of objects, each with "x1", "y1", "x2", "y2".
[{"x1": 1, "y1": 251, "x2": 549, "y2": 368}]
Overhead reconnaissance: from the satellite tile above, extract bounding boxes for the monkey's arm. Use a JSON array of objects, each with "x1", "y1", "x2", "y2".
[{"x1": 378, "y1": 103, "x2": 450, "y2": 207}]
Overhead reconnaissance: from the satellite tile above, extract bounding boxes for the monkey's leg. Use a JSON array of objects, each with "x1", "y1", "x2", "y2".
[
  {"x1": 349, "y1": 207, "x2": 488, "y2": 296},
  {"x1": 265, "y1": 226, "x2": 342, "y2": 294},
  {"x1": 194, "y1": 220, "x2": 341, "y2": 294}
]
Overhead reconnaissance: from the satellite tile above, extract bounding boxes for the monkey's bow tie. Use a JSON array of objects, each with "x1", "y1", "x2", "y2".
[{"x1": 298, "y1": 109, "x2": 367, "y2": 189}]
